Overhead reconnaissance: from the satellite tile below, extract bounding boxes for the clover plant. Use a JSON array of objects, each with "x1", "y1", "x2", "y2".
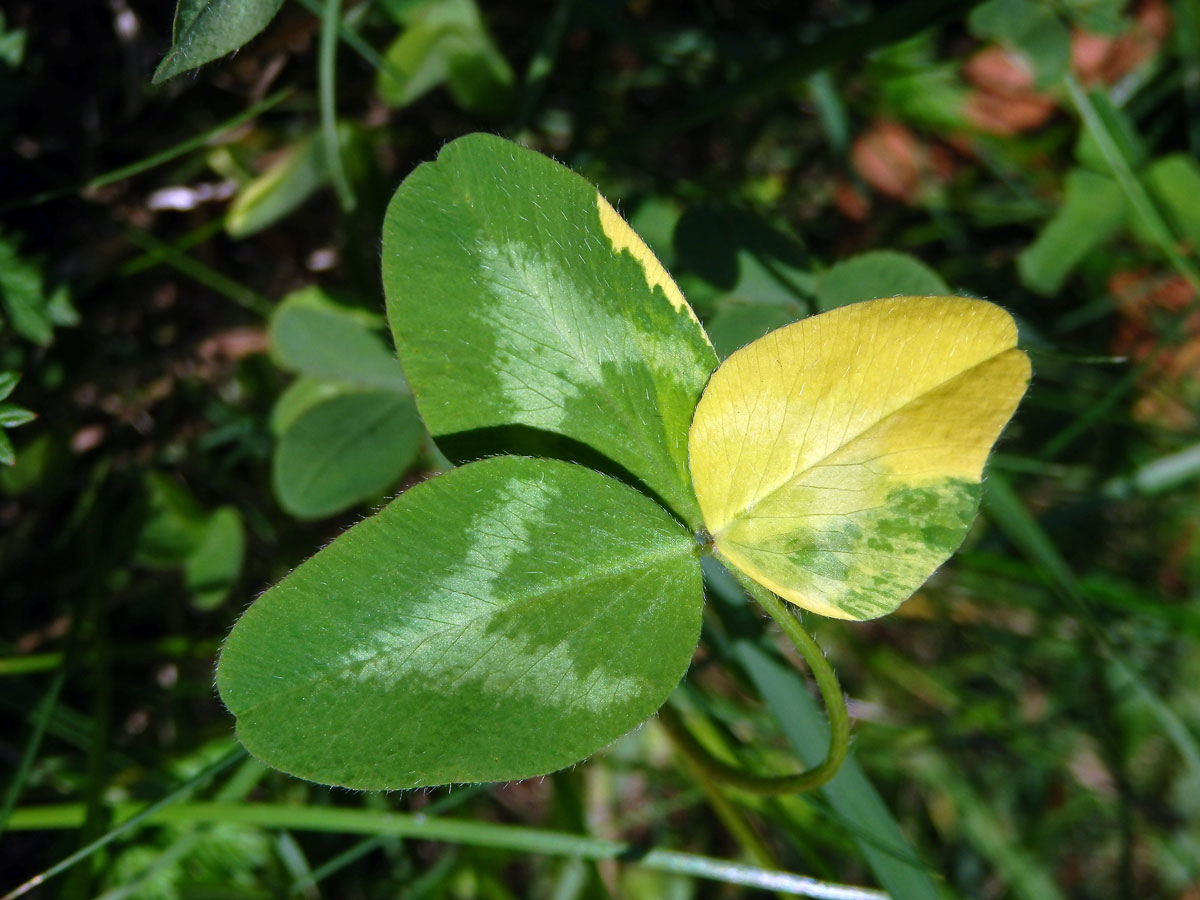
[{"x1": 217, "y1": 134, "x2": 1030, "y2": 791}]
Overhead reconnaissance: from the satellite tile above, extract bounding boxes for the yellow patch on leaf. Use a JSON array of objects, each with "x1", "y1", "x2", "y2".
[
  {"x1": 688, "y1": 296, "x2": 1030, "y2": 620},
  {"x1": 596, "y1": 194, "x2": 707, "y2": 335}
]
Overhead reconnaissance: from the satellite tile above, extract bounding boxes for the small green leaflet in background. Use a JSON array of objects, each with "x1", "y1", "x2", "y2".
[
  {"x1": 698, "y1": 246, "x2": 949, "y2": 358},
  {"x1": 272, "y1": 388, "x2": 422, "y2": 519},
  {"x1": 154, "y1": 0, "x2": 286, "y2": 83},
  {"x1": 1018, "y1": 92, "x2": 1200, "y2": 295},
  {"x1": 226, "y1": 126, "x2": 369, "y2": 238},
  {"x1": 267, "y1": 286, "x2": 425, "y2": 519},
  {"x1": 1017, "y1": 169, "x2": 1126, "y2": 296},
  {"x1": 670, "y1": 203, "x2": 813, "y2": 358},
  {"x1": 219, "y1": 456, "x2": 704, "y2": 789},
  {"x1": 0, "y1": 372, "x2": 35, "y2": 467},
  {"x1": 815, "y1": 250, "x2": 950, "y2": 311},
  {"x1": 0, "y1": 432, "x2": 64, "y2": 493},
  {"x1": 375, "y1": 0, "x2": 514, "y2": 116},
  {"x1": 226, "y1": 136, "x2": 328, "y2": 239},
  {"x1": 867, "y1": 32, "x2": 968, "y2": 131},
  {"x1": 269, "y1": 287, "x2": 405, "y2": 391},
  {"x1": 1061, "y1": 0, "x2": 1126, "y2": 33},
  {"x1": 968, "y1": 0, "x2": 1071, "y2": 87},
  {"x1": 136, "y1": 472, "x2": 211, "y2": 566},
  {"x1": 0, "y1": 229, "x2": 78, "y2": 347},
  {"x1": 185, "y1": 507, "x2": 247, "y2": 611},
  {"x1": 383, "y1": 133, "x2": 718, "y2": 529},
  {"x1": 1141, "y1": 155, "x2": 1200, "y2": 252},
  {"x1": 269, "y1": 376, "x2": 345, "y2": 435},
  {"x1": 673, "y1": 202, "x2": 814, "y2": 299},
  {"x1": 705, "y1": 303, "x2": 801, "y2": 360},
  {"x1": 0, "y1": 11, "x2": 28, "y2": 68},
  {"x1": 135, "y1": 472, "x2": 245, "y2": 610}
]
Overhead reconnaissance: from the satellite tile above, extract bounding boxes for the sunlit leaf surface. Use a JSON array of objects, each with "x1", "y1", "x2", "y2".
[
  {"x1": 219, "y1": 456, "x2": 703, "y2": 789},
  {"x1": 689, "y1": 297, "x2": 1029, "y2": 620},
  {"x1": 382, "y1": 134, "x2": 717, "y2": 528}
]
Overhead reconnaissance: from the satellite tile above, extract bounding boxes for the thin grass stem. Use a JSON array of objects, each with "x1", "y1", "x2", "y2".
[
  {"x1": 5, "y1": 801, "x2": 888, "y2": 900},
  {"x1": 123, "y1": 227, "x2": 272, "y2": 317},
  {"x1": 0, "y1": 744, "x2": 246, "y2": 900},
  {"x1": 319, "y1": 0, "x2": 355, "y2": 213},
  {"x1": 0, "y1": 90, "x2": 292, "y2": 213},
  {"x1": 1062, "y1": 74, "x2": 1200, "y2": 294}
]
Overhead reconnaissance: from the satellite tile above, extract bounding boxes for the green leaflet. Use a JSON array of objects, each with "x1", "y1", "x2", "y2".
[
  {"x1": 226, "y1": 136, "x2": 329, "y2": 240},
  {"x1": 705, "y1": 303, "x2": 800, "y2": 360},
  {"x1": 226, "y1": 126, "x2": 369, "y2": 238},
  {"x1": 375, "y1": 0, "x2": 514, "y2": 115},
  {"x1": 968, "y1": 0, "x2": 1071, "y2": 87},
  {"x1": 184, "y1": 506, "x2": 246, "y2": 611},
  {"x1": 135, "y1": 473, "x2": 245, "y2": 609},
  {"x1": 270, "y1": 376, "x2": 345, "y2": 436},
  {"x1": 815, "y1": 250, "x2": 949, "y2": 311},
  {"x1": 673, "y1": 204, "x2": 813, "y2": 358},
  {"x1": 0, "y1": 229, "x2": 77, "y2": 347},
  {"x1": 267, "y1": 285, "x2": 423, "y2": 519},
  {"x1": 154, "y1": 0, "x2": 286, "y2": 83},
  {"x1": 1017, "y1": 168, "x2": 1127, "y2": 296},
  {"x1": 382, "y1": 134, "x2": 718, "y2": 530},
  {"x1": 1143, "y1": 154, "x2": 1200, "y2": 251},
  {"x1": 218, "y1": 456, "x2": 704, "y2": 789},
  {"x1": 271, "y1": 388, "x2": 424, "y2": 519},
  {"x1": 0, "y1": 371, "x2": 34, "y2": 467},
  {"x1": 269, "y1": 287, "x2": 406, "y2": 391},
  {"x1": 136, "y1": 472, "x2": 212, "y2": 568}
]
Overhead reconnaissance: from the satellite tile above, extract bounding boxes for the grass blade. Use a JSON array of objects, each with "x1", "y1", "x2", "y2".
[
  {"x1": 908, "y1": 752, "x2": 1066, "y2": 900},
  {"x1": 318, "y1": 0, "x2": 355, "y2": 212},
  {"x1": 0, "y1": 666, "x2": 67, "y2": 838},
  {"x1": 1062, "y1": 74, "x2": 1200, "y2": 294},
  {"x1": 0, "y1": 90, "x2": 292, "y2": 213},
  {"x1": 4, "y1": 800, "x2": 888, "y2": 900},
  {"x1": 0, "y1": 744, "x2": 246, "y2": 900},
  {"x1": 983, "y1": 473, "x2": 1200, "y2": 778},
  {"x1": 123, "y1": 227, "x2": 272, "y2": 317}
]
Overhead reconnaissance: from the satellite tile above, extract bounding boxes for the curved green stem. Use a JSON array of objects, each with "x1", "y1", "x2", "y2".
[{"x1": 660, "y1": 570, "x2": 850, "y2": 796}]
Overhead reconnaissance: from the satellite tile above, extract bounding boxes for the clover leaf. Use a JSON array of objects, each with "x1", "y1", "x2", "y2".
[{"x1": 217, "y1": 134, "x2": 1029, "y2": 789}]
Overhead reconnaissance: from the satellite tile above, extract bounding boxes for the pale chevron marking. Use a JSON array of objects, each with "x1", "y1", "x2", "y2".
[{"x1": 333, "y1": 476, "x2": 646, "y2": 713}]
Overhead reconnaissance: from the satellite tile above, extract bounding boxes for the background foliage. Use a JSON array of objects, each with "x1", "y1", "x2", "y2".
[{"x1": 3, "y1": 0, "x2": 1200, "y2": 897}]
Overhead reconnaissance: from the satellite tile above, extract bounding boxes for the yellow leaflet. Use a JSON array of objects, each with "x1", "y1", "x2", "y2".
[
  {"x1": 688, "y1": 296, "x2": 1030, "y2": 621},
  {"x1": 596, "y1": 194, "x2": 708, "y2": 337}
]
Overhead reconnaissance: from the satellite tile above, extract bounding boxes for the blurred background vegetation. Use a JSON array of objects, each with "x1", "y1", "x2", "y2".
[{"x1": 3, "y1": 0, "x2": 1200, "y2": 897}]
